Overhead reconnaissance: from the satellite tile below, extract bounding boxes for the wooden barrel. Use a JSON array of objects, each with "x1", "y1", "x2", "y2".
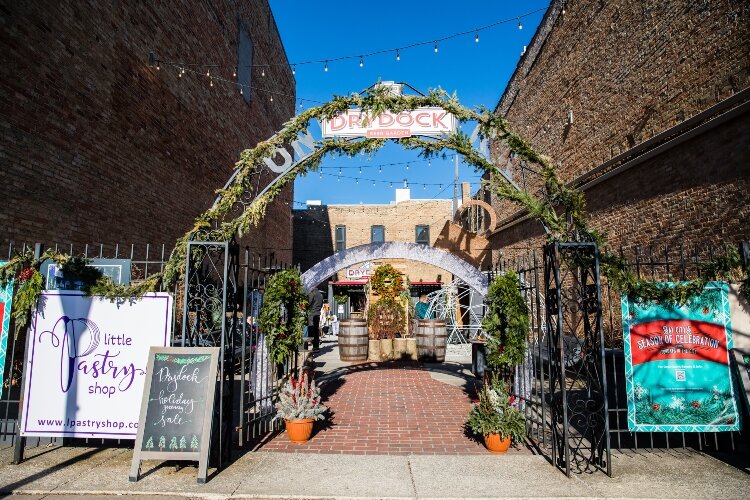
[
  {"x1": 416, "y1": 319, "x2": 447, "y2": 362},
  {"x1": 339, "y1": 318, "x2": 369, "y2": 361}
]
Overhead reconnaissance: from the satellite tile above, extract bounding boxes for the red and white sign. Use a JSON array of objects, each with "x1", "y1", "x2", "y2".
[
  {"x1": 321, "y1": 107, "x2": 456, "y2": 138},
  {"x1": 345, "y1": 268, "x2": 374, "y2": 280}
]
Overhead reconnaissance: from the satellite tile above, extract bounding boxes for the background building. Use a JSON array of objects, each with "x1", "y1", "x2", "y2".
[
  {"x1": 0, "y1": 0, "x2": 295, "y2": 261},
  {"x1": 486, "y1": 0, "x2": 750, "y2": 262}
]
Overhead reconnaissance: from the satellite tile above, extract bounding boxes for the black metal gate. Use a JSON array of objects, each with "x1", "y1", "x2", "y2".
[{"x1": 543, "y1": 242, "x2": 611, "y2": 476}]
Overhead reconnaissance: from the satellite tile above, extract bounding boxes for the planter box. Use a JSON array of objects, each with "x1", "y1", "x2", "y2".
[{"x1": 368, "y1": 340, "x2": 381, "y2": 362}]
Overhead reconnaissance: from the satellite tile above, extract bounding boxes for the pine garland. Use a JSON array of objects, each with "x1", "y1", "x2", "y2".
[{"x1": 1, "y1": 84, "x2": 746, "y2": 334}]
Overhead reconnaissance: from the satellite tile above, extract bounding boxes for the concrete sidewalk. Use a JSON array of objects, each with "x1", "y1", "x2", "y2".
[{"x1": 1, "y1": 444, "x2": 749, "y2": 499}]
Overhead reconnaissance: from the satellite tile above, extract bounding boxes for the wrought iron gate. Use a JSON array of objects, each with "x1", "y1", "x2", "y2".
[
  {"x1": 180, "y1": 238, "x2": 239, "y2": 469},
  {"x1": 543, "y1": 242, "x2": 611, "y2": 476}
]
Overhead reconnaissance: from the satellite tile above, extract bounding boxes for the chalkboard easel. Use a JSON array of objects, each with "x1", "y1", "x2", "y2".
[{"x1": 129, "y1": 347, "x2": 220, "y2": 484}]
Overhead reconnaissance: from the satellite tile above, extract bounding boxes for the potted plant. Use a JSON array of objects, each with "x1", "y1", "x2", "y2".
[
  {"x1": 467, "y1": 375, "x2": 526, "y2": 453},
  {"x1": 275, "y1": 370, "x2": 327, "y2": 443}
]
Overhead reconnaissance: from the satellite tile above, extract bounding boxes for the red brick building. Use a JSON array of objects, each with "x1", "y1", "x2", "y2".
[
  {"x1": 487, "y1": 0, "x2": 750, "y2": 262},
  {"x1": 0, "y1": 1, "x2": 295, "y2": 261}
]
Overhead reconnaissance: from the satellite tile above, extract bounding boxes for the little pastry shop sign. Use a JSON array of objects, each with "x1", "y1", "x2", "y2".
[{"x1": 321, "y1": 107, "x2": 456, "y2": 138}]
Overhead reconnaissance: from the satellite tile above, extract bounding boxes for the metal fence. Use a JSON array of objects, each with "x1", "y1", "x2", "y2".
[
  {"x1": 0, "y1": 241, "x2": 293, "y2": 459},
  {"x1": 494, "y1": 241, "x2": 747, "y2": 470}
]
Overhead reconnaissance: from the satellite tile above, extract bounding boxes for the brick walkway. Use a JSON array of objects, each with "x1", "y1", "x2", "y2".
[{"x1": 262, "y1": 362, "x2": 517, "y2": 455}]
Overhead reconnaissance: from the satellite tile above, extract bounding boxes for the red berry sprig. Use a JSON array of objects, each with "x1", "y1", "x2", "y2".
[{"x1": 18, "y1": 267, "x2": 35, "y2": 282}]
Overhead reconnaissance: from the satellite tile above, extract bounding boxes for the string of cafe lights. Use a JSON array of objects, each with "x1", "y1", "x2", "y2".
[{"x1": 149, "y1": 6, "x2": 548, "y2": 100}]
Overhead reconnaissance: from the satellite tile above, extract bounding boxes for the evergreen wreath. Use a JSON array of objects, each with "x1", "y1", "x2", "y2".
[
  {"x1": 482, "y1": 271, "x2": 529, "y2": 368},
  {"x1": 370, "y1": 264, "x2": 404, "y2": 300},
  {"x1": 258, "y1": 268, "x2": 308, "y2": 364}
]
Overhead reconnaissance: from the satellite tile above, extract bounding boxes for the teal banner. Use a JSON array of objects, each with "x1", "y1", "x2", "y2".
[
  {"x1": 622, "y1": 282, "x2": 740, "y2": 432},
  {"x1": 0, "y1": 262, "x2": 13, "y2": 392}
]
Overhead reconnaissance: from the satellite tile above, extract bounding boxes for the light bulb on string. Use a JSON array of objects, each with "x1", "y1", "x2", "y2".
[
  {"x1": 292, "y1": 65, "x2": 296, "y2": 75},
  {"x1": 359, "y1": 56, "x2": 364, "y2": 68},
  {"x1": 517, "y1": 17, "x2": 523, "y2": 29},
  {"x1": 181, "y1": 67, "x2": 185, "y2": 76},
  {"x1": 378, "y1": 166, "x2": 382, "y2": 173},
  {"x1": 423, "y1": 184, "x2": 426, "y2": 190},
  {"x1": 209, "y1": 77, "x2": 213, "y2": 87},
  {"x1": 261, "y1": 68, "x2": 265, "y2": 77},
  {"x1": 372, "y1": 181, "x2": 376, "y2": 187},
  {"x1": 356, "y1": 179, "x2": 359, "y2": 184},
  {"x1": 178, "y1": 67, "x2": 182, "y2": 78},
  {"x1": 475, "y1": 32, "x2": 479, "y2": 43},
  {"x1": 240, "y1": 86, "x2": 243, "y2": 95},
  {"x1": 233, "y1": 66, "x2": 237, "y2": 78},
  {"x1": 206, "y1": 68, "x2": 210, "y2": 77},
  {"x1": 156, "y1": 61, "x2": 160, "y2": 70},
  {"x1": 299, "y1": 100, "x2": 303, "y2": 109},
  {"x1": 434, "y1": 42, "x2": 438, "y2": 53},
  {"x1": 406, "y1": 163, "x2": 409, "y2": 170},
  {"x1": 339, "y1": 167, "x2": 342, "y2": 175},
  {"x1": 324, "y1": 61, "x2": 328, "y2": 72},
  {"x1": 270, "y1": 94, "x2": 273, "y2": 102},
  {"x1": 359, "y1": 166, "x2": 362, "y2": 174},
  {"x1": 396, "y1": 50, "x2": 400, "y2": 61}
]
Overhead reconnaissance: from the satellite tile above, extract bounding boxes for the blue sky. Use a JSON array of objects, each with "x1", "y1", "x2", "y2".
[{"x1": 268, "y1": 1, "x2": 549, "y2": 206}]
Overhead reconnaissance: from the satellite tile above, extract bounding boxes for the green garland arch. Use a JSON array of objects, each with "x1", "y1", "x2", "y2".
[{"x1": 1, "y1": 85, "x2": 748, "y2": 337}]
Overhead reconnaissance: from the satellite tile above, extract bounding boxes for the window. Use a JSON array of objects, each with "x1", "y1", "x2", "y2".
[
  {"x1": 371, "y1": 225, "x2": 385, "y2": 243},
  {"x1": 335, "y1": 225, "x2": 346, "y2": 251},
  {"x1": 416, "y1": 225, "x2": 430, "y2": 245},
  {"x1": 237, "y1": 26, "x2": 253, "y2": 103}
]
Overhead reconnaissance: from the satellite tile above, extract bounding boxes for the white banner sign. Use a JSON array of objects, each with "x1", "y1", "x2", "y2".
[
  {"x1": 345, "y1": 268, "x2": 374, "y2": 280},
  {"x1": 21, "y1": 291, "x2": 172, "y2": 438},
  {"x1": 321, "y1": 107, "x2": 456, "y2": 138}
]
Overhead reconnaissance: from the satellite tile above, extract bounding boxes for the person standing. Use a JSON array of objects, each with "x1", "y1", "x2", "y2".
[
  {"x1": 307, "y1": 287, "x2": 324, "y2": 351},
  {"x1": 415, "y1": 294, "x2": 433, "y2": 319}
]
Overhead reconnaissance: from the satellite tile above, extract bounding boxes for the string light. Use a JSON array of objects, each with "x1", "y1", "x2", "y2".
[
  {"x1": 261, "y1": 68, "x2": 265, "y2": 77},
  {"x1": 324, "y1": 61, "x2": 328, "y2": 72},
  {"x1": 240, "y1": 86, "x2": 243, "y2": 95},
  {"x1": 270, "y1": 94, "x2": 273, "y2": 102},
  {"x1": 233, "y1": 66, "x2": 237, "y2": 78},
  {"x1": 359, "y1": 166, "x2": 362, "y2": 174},
  {"x1": 209, "y1": 78, "x2": 213, "y2": 87},
  {"x1": 156, "y1": 61, "x2": 160, "y2": 70},
  {"x1": 359, "y1": 56, "x2": 364, "y2": 68},
  {"x1": 178, "y1": 67, "x2": 182, "y2": 78},
  {"x1": 206, "y1": 68, "x2": 210, "y2": 77},
  {"x1": 339, "y1": 167, "x2": 342, "y2": 175},
  {"x1": 379, "y1": 166, "x2": 382, "y2": 173},
  {"x1": 150, "y1": 7, "x2": 546, "y2": 77}
]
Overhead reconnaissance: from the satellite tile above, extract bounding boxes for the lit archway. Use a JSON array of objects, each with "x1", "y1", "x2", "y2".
[{"x1": 301, "y1": 242, "x2": 488, "y2": 296}]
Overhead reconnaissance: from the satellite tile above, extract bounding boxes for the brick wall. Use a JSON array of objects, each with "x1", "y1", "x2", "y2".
[
  {"x1": 488, "y1": 0, "x2": 750, "y2": 263},
  {"x1": 0, "y1": 0, "x2": 295, "y2": 261},
  {"x1": 293, "y1": 195, "x2": 453, "y2": 282}
]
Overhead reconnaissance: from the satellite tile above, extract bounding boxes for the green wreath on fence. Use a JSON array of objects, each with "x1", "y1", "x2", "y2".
[
  {"x1": 258, "y1": 268, "x2": 308, "y2": 364},
  {"x1": 482, "y1": 271, "x2": 530, "y2": 369},
  {"x1": 1, "y1": 85, "x2": 748, "y2": 340}
]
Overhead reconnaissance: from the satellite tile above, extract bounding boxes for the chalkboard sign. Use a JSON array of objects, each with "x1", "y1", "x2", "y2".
[{"x1": 129, "y1": 347, "x2": 219, "y2": 484}]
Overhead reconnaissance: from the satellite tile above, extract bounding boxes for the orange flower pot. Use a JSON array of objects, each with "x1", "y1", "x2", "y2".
[
  {"x1": 285, "y1": 418, "x2": 314, "y2": 443},
  {"x1": 483, "y1": 433, "x2": 511, "y2": 453}
]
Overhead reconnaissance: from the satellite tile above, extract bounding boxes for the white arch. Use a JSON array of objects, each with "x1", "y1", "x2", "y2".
[{"x1": 301, "y1": 241, "x2": 488, "y2": 296}]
